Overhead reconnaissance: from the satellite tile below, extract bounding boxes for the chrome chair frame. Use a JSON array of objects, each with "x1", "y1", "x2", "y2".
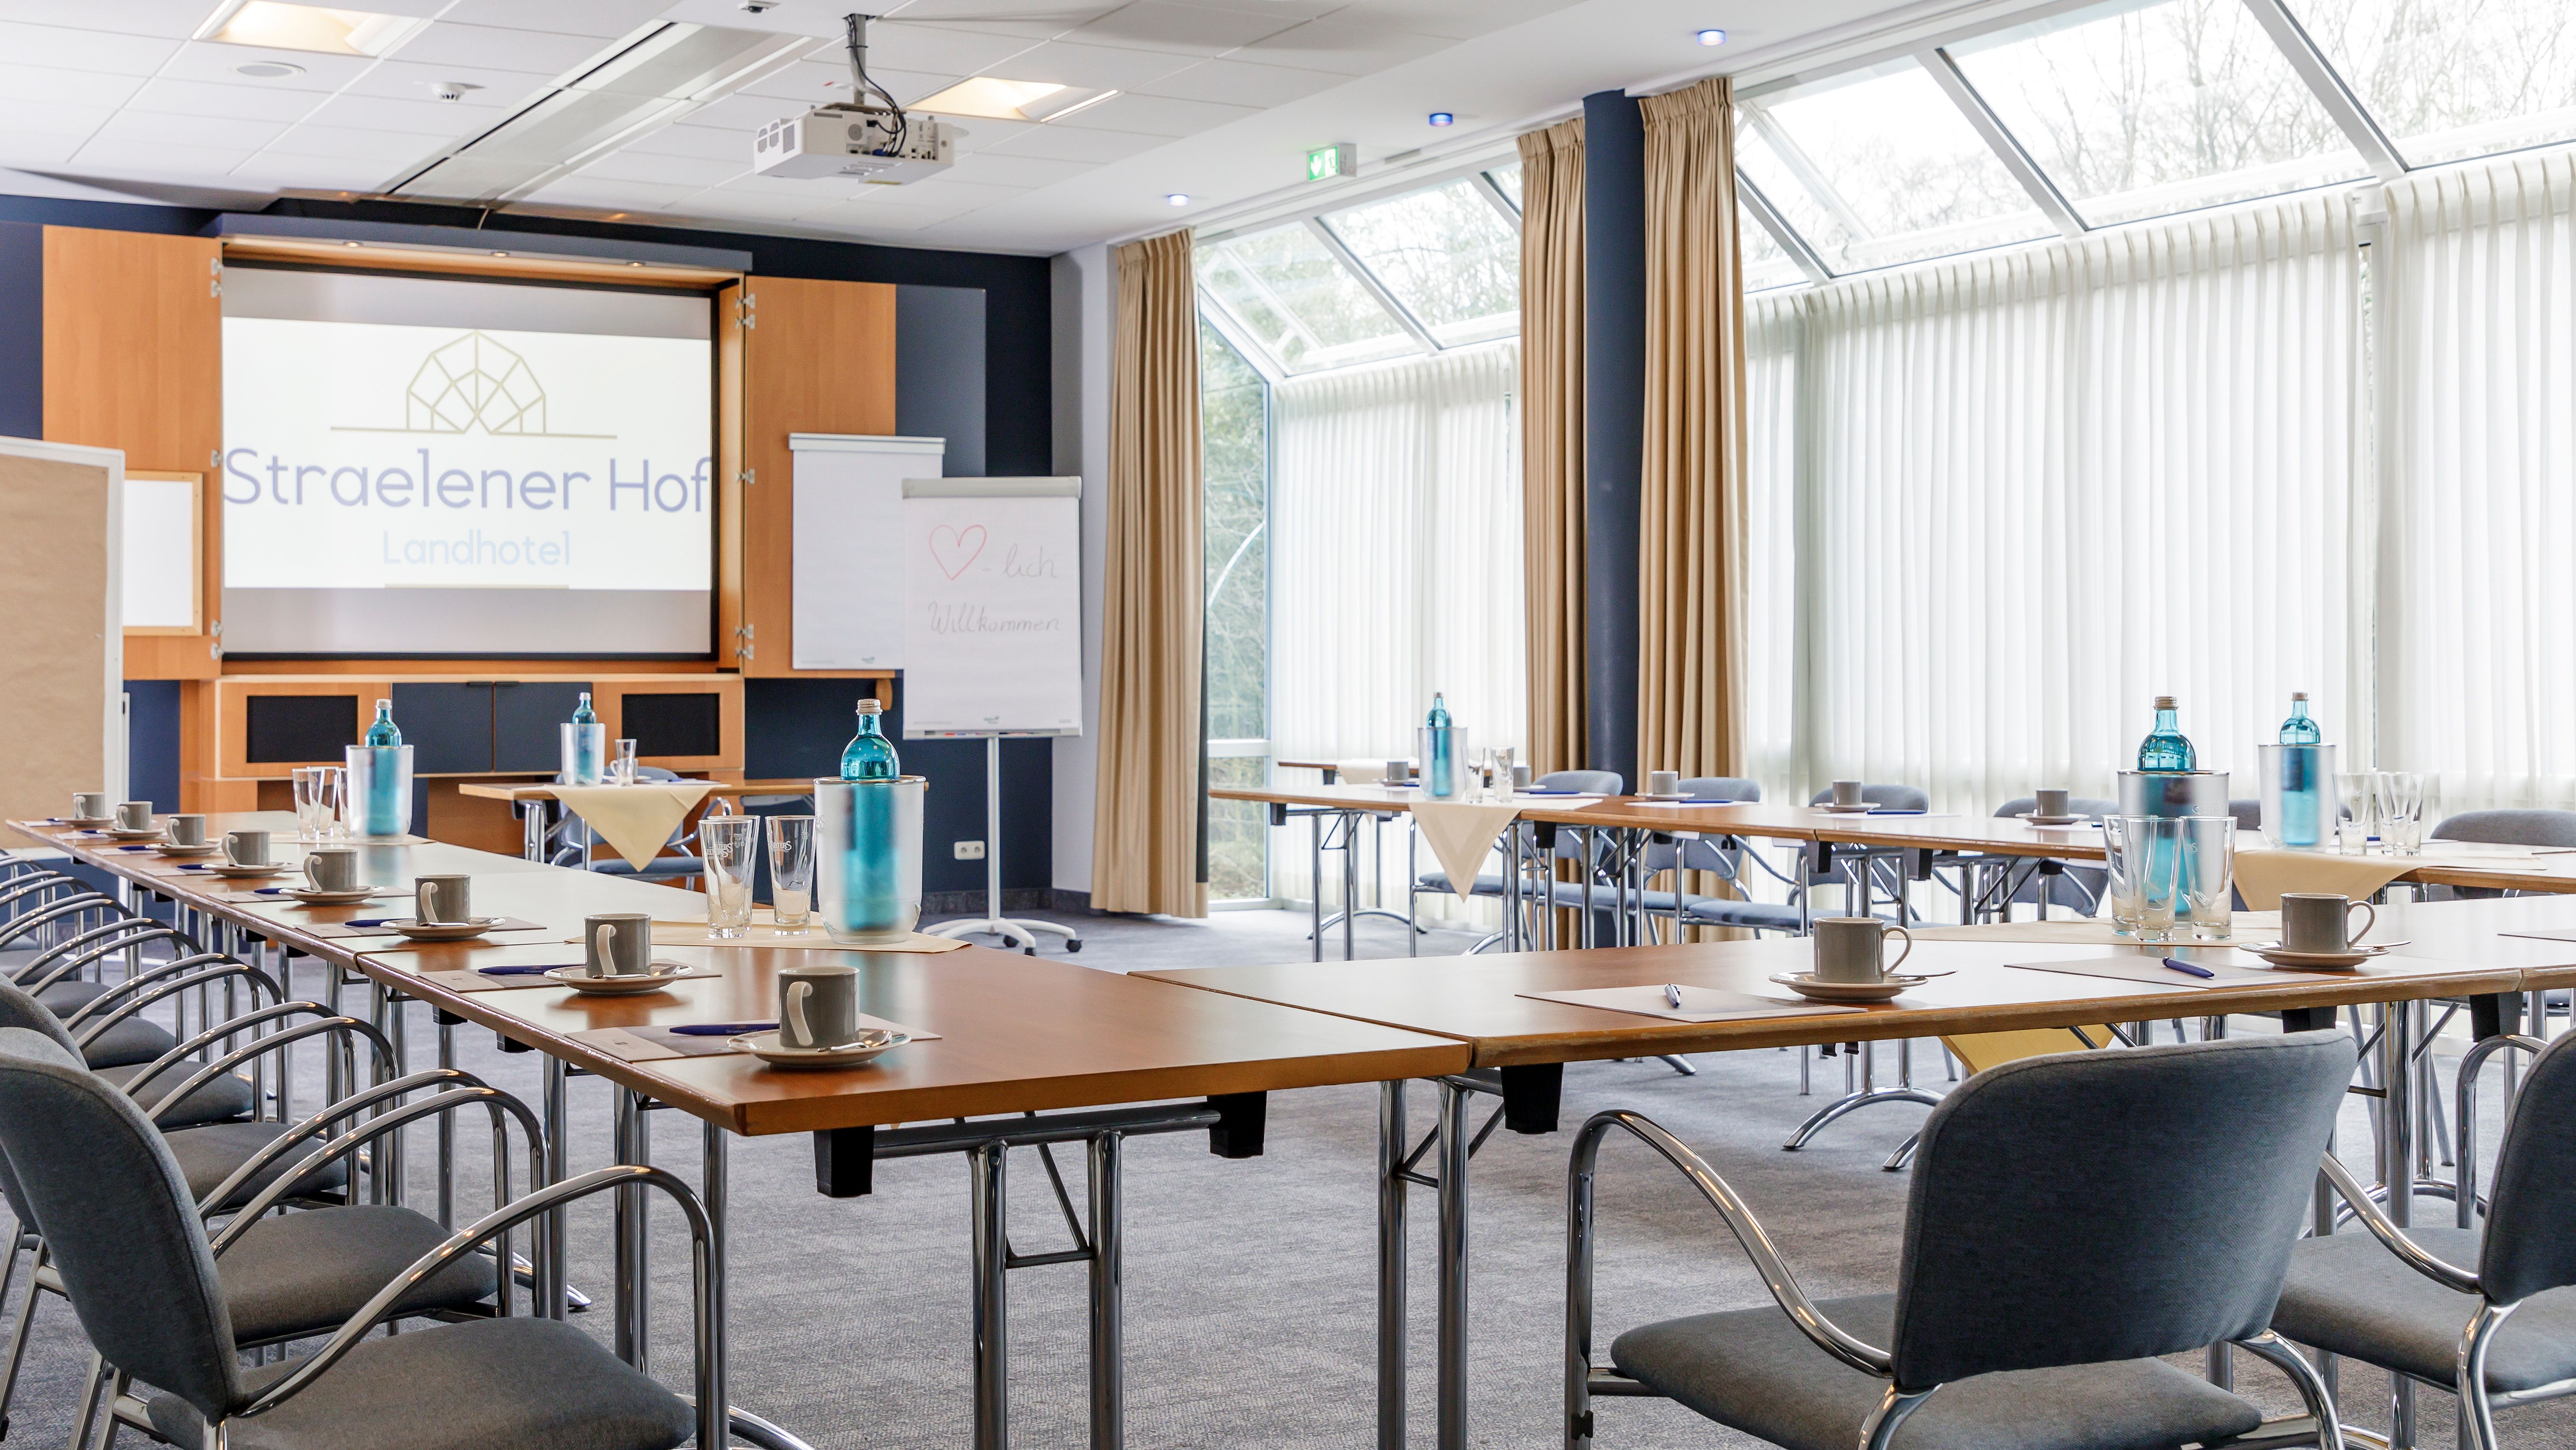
[{"x1": 1566, "y1": 1108, "x2": 2346, "y2": 1450}]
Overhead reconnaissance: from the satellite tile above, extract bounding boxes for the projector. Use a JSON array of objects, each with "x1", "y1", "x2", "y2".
[{"x1": 752, "y1": 105, "x2": 954, "y2": 183}]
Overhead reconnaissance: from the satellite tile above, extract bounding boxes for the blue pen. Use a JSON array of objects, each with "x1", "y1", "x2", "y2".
[
  {"x1": 1869, "y1": 808, "x2": 1928, "y2": 816},
  {"x1": 2162, "y1": 957, "x2": 2215, "y2": 979}
]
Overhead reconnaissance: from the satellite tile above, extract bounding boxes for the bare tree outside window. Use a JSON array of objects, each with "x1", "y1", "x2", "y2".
[{"x1": 2292, "y1": 0, "x2": 2576, "y2": 166}]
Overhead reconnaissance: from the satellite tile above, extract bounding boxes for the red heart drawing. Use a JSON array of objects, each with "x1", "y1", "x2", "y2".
[{"x1": 928, "y1": 523, "x2": 986, "y2": 581}]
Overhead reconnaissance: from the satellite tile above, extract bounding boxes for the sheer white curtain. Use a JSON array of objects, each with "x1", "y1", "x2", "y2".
[
  {"x1": 2380, "y1": 154, "x2": 2576, "y2": 812},
  {"x1": 1269, "y1": 340, "x2": 1524, "y2": 912},
  {"x1": 1744, "y1": 192, "x2": 2363, "y2": 814}
]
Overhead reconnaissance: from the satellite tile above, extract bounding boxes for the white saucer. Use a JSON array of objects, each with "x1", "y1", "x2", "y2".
[
  {"x1": 201, "y1": 862, "x2": 289, "y2": 878},
  {"x1": 544, "y1": 962, "x2": 701, "y2": 995},
  {"x1": 277, "y1": 885, "x2": 382, "y2": 905},
  {"x1": 385, "y1": 917, "x2": 503, "y2": 941},
  {"x1": 730, "y1": 1027, "x2": 907, "y2": 1069},
  {"x1": 105, "y1": 826, "x2": 165, "y2": 841},
  {"x1": 61, "y1": 816, "x2": 114, "y2": 828},
  {"x1": 1821, "y1": 802, "x2": 1880, "y2": 814},
  {"x1": 2241, "y1": 941, "x2": 2405, "y2": 970},
  {"x1": 154, "y1": 842, "x2": 220, "y2": 857},
  {"x1": 1769, "y1": 971, "x2": 1938, "y2": 1002},
  {"x1": 2017, "y1": 813, "x2": 2091, "y2": 826},
  {"x1": 1633, "y1": 792, "x2": 1689, "y2": 801}
]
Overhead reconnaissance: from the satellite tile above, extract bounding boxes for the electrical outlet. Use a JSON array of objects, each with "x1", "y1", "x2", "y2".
[{"x1": 954, "y1": 840, "x2": 985, "y2": 860}]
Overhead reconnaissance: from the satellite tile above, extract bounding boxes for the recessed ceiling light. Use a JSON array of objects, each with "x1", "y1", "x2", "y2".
[
  {"x1": 1166, "y1": 193, "x2": 1190, "y2": 206},
  {"x1": 1427, "y1": 112, "x2": 1454, "y2": 126},
  {"x1": 197, "y1": 1, "x2": 429, "y2": 58},
  {"x1": 912, "y1": 77, "x2": 1114, "y2": 123},
  {"x1": 235, "y1": 60, "x2": 305, "y2": 78},
  {"x1": 1695, "y1": 28, "x2": 1728, "y2": 46}
]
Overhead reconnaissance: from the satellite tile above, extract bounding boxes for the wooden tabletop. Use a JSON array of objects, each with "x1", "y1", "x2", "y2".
[
  {"x1": 1137, "y1": 919, "x2": 2533, "y2": 1069},
  {"x1": 457, "y1": 778, "x2": 818, "y2": 804},
  {"x1": 9, "y1": 816, "x2": 1472, "y2": 1135}
]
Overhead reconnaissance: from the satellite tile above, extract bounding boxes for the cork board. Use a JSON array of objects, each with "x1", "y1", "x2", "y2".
[{"x1": 0, "y1": 442, "x2": 122, "y2": 822}]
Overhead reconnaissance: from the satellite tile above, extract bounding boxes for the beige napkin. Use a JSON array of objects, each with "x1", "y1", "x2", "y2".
[
  {"x1": 1411, "y1": 798, "x2": 1523, "y2": 901},
  {"x1": 1335, "y1": 758, "x2": 1391, "y2": 784},
  {"x1": 554, "y1": 782, "x2": 715, "y2": 871},
  {"x1": 2233, "y1": 849, "x2": 2418, "y2": 910}
]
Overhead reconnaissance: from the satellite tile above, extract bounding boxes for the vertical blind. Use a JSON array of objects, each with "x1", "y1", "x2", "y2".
[
  {"x1": 1746, "y1": 191, "x2": 2363, "y2": 813},
  {"x1": 1269, "y1": 340, "x2": 1525, "y2": 912},
  {"x1": 2379, "y1": 154, "x2": 2576, "y2": 815}
]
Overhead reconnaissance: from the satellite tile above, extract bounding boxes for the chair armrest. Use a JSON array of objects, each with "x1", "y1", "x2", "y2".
[
  {"x1": 2317, "y1": 1152, "x2": 2481, "y2": 1295},
  {"x1": 0, "y1": 895, "x2": 122, "y2": 954},
  {"x1": 18, "y1": 919, "x2": 191, "y2": 989},
  {"x1": 68, "y1": 958, "x2": 273, "y2": 1042},
  {"x1": 210, "y1": 1083, "x2": 544, "y2": 1247},
  {"x1": 133, "y1": 1008, "x2": 396, "y2": 1122},
  {"x1": 238, "y1": 1162, "x2": 724, "y2": 1450},
  {"x1": 1572, "y1": 1109, "x2": 1892, "y2": 1377},
  {"x1": 196, "y1": 1068, "x2": 510, "y2": 1219}
]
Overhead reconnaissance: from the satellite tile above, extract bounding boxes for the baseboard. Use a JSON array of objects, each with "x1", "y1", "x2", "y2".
[
  {"x1": 1046, "y1": 888, "x2": 1095, "y2": 915},
  {"x1": 920, "y1": 887, "x2": 1051, "y2": 916}
]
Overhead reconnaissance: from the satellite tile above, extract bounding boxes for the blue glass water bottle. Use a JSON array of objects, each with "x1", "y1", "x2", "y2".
[
  {"x1": 2135, "y1": 696, "x2": 2195, "y2": 771},
  {"x1": 1425, "y1": 691, "x2": 1454, "y2": 797},
  {"x1": 839, "y1": 698, "x2": 903, "y2": 929}
]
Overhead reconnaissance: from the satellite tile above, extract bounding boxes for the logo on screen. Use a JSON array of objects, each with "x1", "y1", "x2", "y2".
[{"x1": 329, "y1": 331, "x2": 609, "y2": 440}]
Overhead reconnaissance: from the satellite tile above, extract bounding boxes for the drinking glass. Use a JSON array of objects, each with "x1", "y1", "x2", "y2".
[
  {"x1": 2376, "y1": 771, "x2": 2427, "y2": 855},
  {"x1": 767, "y1": 815, "x2": 816, "y2": 930},
  {"x1": 2334, "y1": 772, "x2": 2377, "y2": 853},
  {"x1": 319, "y1": 766, "x2": 350, "y2": 840},
  {"x1": 700, "y1": 816, "x2": 760, "y2": 939},
  {"x1": 2104, "y1": 816, "x2": 2140, "y2": 936},
  {"x1": 292, "y1": 767, "x2": 329, "y2": 843},
  {"x1": 1486, "y1": 747, "x2": 1515, "y2": 801},
  {"x1": 2181, "y1": 816, "x2": 2235, "y2": 941},
  {"x1": 2111, "y1": 816, "x2": 2184, "y2": 942},
  {"x1": 612, "y1": 739, "x2": 640, "y2": 786}
]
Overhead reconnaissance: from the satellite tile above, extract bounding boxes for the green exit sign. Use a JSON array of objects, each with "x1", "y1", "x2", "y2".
[{"x1": 1306, "y1": 143, "x2": 1355, "y2": 181}]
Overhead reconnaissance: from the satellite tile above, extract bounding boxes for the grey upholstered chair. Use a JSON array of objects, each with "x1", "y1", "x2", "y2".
[
  {"x1": 1637, "y1": 779, "x2": 1808, "y2": 937},
  {"x1": 1979, "y1": 795, "x2": 2118, "y2": 914},
  {"x1": 2272, "y1": 1030, "x2": 2576, "y2": 1449},
  {"x1": 1568, "y1": 1032, "x2": 2357, "y2": 1450},
  {"x1": 1804, "y1": 784, "x2": 1929, "y2": 923},
  {"x1": 0, "y1": 1025, "x2": 721, "y2": 1450}
]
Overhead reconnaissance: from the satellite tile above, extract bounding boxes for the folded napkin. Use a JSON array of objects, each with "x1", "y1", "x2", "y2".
[
  {"x1": 555, "y1": 781, "x2": 717, "y2": 871},
  {"x1": 1410, "y1": 798, "x2": 1524, "y2": 901},
  {"x1": 2232, "y1": 849, "x2": 2418, "y2": 911},
  {"x1": 1334, "y1": 758, "x2": 1391, "y2": 785}
]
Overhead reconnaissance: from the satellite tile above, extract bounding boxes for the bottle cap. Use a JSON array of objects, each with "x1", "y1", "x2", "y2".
[
  {"x1": 858, "y1": 698, "x2": 881, "y2": 712},
  {"x1": 376, "y1": 698, "x2": 391, "y2": 709},
  {"x1": 2152, "y1": 695, "x2": 2176, "y2": 710},
  {"x1": 2291, "y1": 691, "x2": 2308, "y2": 701}
]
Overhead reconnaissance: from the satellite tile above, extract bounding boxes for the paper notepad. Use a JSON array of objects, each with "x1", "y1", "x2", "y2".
[{"x1": 1518, "y1": 985, "x2": 1861, "y2": 1023}]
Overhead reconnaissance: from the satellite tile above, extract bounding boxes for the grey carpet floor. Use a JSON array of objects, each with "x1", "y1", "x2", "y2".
[{"x1": 1, "y1": 907, "x2": 2566, "y2": 1448}]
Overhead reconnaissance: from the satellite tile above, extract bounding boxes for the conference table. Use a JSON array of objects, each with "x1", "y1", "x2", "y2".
[
  {"x1": 5, "y1": 814, "x2": 1467, "y2": 1450},
  {"x1": 1142, "y1": 895, "x2": 2576, "y2": 1450},
  {"x1": 20, "y1": 814, "x2": 2576, "y2": 1450}
]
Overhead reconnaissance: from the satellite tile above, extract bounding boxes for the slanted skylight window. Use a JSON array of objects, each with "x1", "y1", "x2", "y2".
[
  {"x1": 2290, "y1": 0, "x2": 2576, "y2": 169},
  {"x1": 1198, "y1": 223, "x2": 1425, "y2": 376},
  {"x1": 1322, "y1": 179, "x2": 1519, "y2": 347}
]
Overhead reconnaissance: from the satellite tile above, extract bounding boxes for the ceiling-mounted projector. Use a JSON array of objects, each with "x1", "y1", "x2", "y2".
[
  {"x1": 753, "y1": 104, "x2": 952, "y2": 181},
  {"x1": 753, "y1": 11, "x2": 951, "y2": 183}
]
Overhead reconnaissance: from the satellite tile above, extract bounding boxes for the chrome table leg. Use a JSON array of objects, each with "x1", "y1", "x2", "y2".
[
  {"x1": 613, "y1": 1086, "x2": 651, "y2": 1369},
  {"x1": 1088, "y1": 1131, "x2": 1123, "y2": 1450},
  {"x1": 1378, "y1": 1080, "x2": 1407, "y2": 1450},
  {"x1": 1437, "y1": 1078, "x2": 1469, "y2": 1450},
  {"x1": 971, "y1": 1139, "x2": 1010, "y2": 1450}
]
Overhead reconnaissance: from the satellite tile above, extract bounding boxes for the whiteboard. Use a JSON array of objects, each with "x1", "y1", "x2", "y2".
[
  {"x1": 121, "y1": 472, "x2": 200, "y2": 633},
  {"x1": 900, "y1": 477, "x2": 1083, "y2": 737},
  {"x1": 790, "y1": 434, "x2": 945, "y2": 670}
]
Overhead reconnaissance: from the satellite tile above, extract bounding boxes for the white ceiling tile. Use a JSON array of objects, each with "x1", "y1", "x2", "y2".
[
  {"x1": 260, "y1": 125, "x2": 448, "y2": 163},
  {"x1": 394, "y1": 23, "x2": 617, "y2": 77},
  {"x1": 1327, "y1": 0, "x2": 1577, "y2": 42},
  {"x1": 0, "y1": 2, "x2": 208, "y2": 38},
  {"x1": 1231, "y1": 19, "x2": 1453, "y2": 75},
  {"x1": 1049, "y1": 91, "x2": 1256, "y2": 137},
  {"x1": 681, "y1": 91, "x2": 812, "y2": 133},
  {"x1": 434, "y1": 0, "x2": 677, "y2": 40},
  {"x1": 669, "y1": 191, "x2": 826, "y2": 221},
  {"x1": 0, "y1": 96, "x2": 110, "y2": 139},
  {"x1": 222, "y1": 154, "x2": 391, "y2": 190},
  {"x1": 0, "y1": 20, "x2": 181, "y2": 75},
  {"x1": 0, "y1": 59, "x2": 143, "y2": 109},
  {"x1": 344, "y1": 60, "x2": 563, "y2": 108},
  {"x1": 864, "y1": 22, "x2": 1045, "y2": 76},
  {"x1": 577, "y1": 149, "x2": 747, "y2": 186},
  {"x1": 93, "y1": 110, "x2": 290, "y2": 150},
  {"x1": 979, "y1": 123, "x2": 1165, "y2": 164},
  {"x1": 520, "y1": 175, "x2": 707, "y2": 208},
  {"x1": 125, "y1": 77, "x2": 330, "y2": 124},
  {"x1": 857, "y1": 177, "x2": 1029, "y2": 208},
  {"x1": 69, "y1": 137, "x2": 261, "y2": 178},
  {"x1": 1064, "y1": 1, "x2": 1305, "y2": 55},
  {"x1": 0, "y1": 134, "x2": 83, "y2": 167},
  {"x1": 938, "y1": 151, "x2": 1098, "y2": 188},
  {"x1": 621, "y1": 121, "x2": 757, "y2": 161},
  {"x1": 1131, "y1": 58, "x2": 1345, "y2": 108},
  {"x1": 158, "y1": 40, "x2": 369, "y2": 90},
  {"x1": 300, "y1": 92, "x2": 513, "y2": 137},
  {"x1": 736, "y1": 58, "x2": 961, "y2": 107}
]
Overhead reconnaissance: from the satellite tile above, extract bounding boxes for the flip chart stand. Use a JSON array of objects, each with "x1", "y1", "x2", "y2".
[{"x1": 925, "y1": 734, "x2": 1081, "y2": 955}]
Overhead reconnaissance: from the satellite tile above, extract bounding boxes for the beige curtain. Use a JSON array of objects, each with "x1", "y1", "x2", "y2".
[
  {"x1": 1092, "y1": 230, "x2": 1207, "y2": 916},
  {"x1": 1636, "y1": 77, "x2": 1748, "y2": 780},
  {"x1": 1518, "y1": 118, "x2": 1586, "y2": 777}
]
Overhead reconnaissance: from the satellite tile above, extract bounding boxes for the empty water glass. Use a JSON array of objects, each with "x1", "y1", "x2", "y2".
[
  {"x1": 2334, "y1": 772, "x2": 2376, "y2": 853},
  {"x1": 318, "y1": 766, "x2": 349, "y2": 841},
  {"x1": 2376, "y1": 771, "x2": 2427, "y2": 855},
  {"x1": 2181, "y1": 816, "x2": 2235, "y2": 941},
  {"x1": 292, "y1": 767, "x2": 330, "y2": 842},
  {"x1": 2108, "y1": 816, "x2": 2184, "y2": 942},
  {"x1": 767, "y1": 814, "x2": 816, "y2": 930},
  {"x1": 612, "y1": 738, "x2": 639, "y2": 786},
  {"x1": 700, "y1": 816, "x2": 760, "y2": 938}
]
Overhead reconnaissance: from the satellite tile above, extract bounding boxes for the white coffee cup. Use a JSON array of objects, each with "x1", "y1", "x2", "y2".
[
  {"x1": 302, "y1": 847, "x2": 360, "y2": 893},
  {"x1": 1649, "y1": 770, "x2": 1681, "y2": 796},
  {"x1": 1813, "y1": 916, "x2": 1912, "y2": 983},
  {"x1": 2034, "y1": 788, "x2": 2071, "y2": 818},
  {"x1": 1831, "y1": 780, "x2": 1865, "y2": 808},
  {"x1": 71, "y1": 792, "x2": 109, "y2": 822},
  {"x1": 115, "y1": 801, "x2": 154, "y2": 832},
  {"x1": 164, "y1": 815, "x2": 208, "y2": 847},
  {"x1": 2281, "y1": 893, "x2": 2375, "y2": 954},
  {"x1": 222, "y1": 829, "x2": 270, "y2": 867}
]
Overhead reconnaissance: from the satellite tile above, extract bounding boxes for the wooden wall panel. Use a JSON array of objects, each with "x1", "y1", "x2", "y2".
[
  {"x1": 43, "y1": 226, "x2": 222, "y2": 682},
  {"x1": 740, "y1": 276, "x2": 897, "y2": 677},
  {"x1": 717, "y1": 280, "x2": 747, "y2": 669}
]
